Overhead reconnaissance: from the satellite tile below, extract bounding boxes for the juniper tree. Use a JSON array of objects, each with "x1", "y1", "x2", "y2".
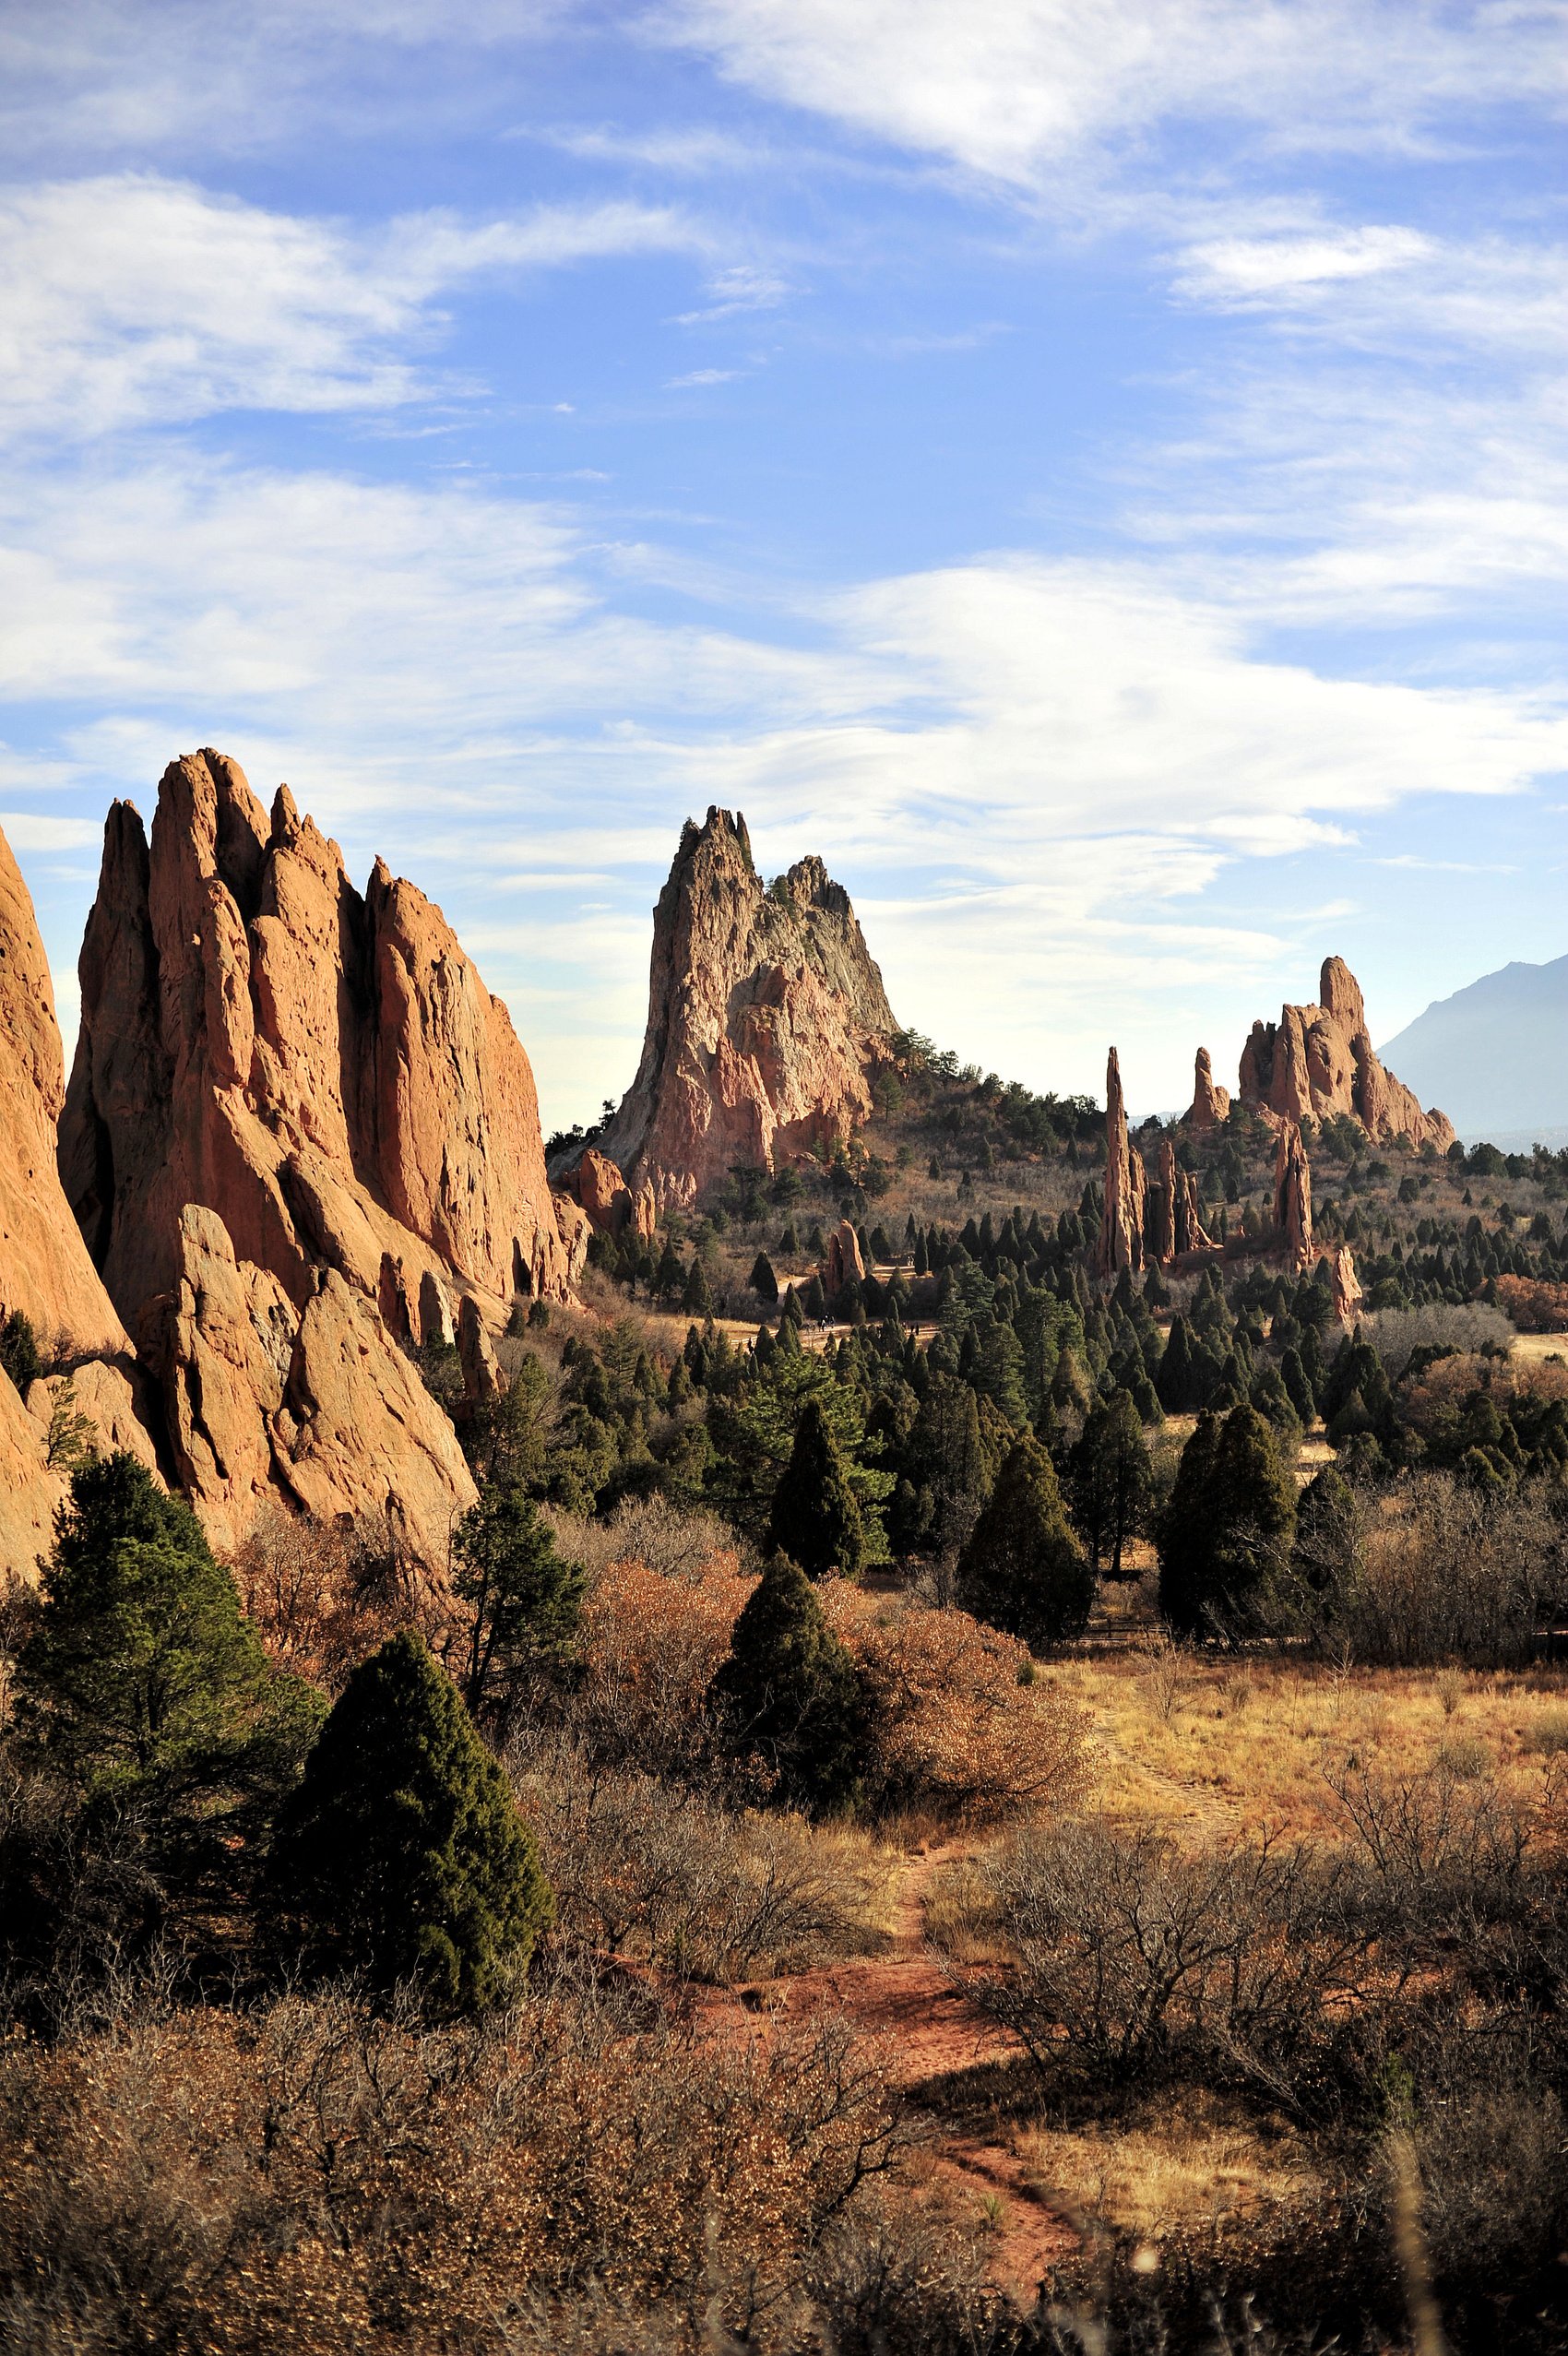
[
  {"x1": 267, "y1": 1629, "x2": 552, "y2": 2009},
  {"x1": 1067, "y1": 1388, "x2": 1154, "y2": 1578},
  {"x1": 769, "y1": 1398, "x2": 867, "y2": 1578},
  {"x1": 451, "y1": 1478, "x2": 586, "y2": 1736},
  {"x1": 749, "y1": 1252, "x2": 779, "y2": 1304},
  {"x1": 956, "y1": 1435, "x2": 1094, "y2": 1647},
  {"x1": 708, "y1": 1555, "x2": 865, "y2": 1814},
  {"x1": 1158, "y1": 1404, "x2": 1297, "y2": 1638}
]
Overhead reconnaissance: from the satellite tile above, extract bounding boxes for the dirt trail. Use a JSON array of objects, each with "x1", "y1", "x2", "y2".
[{"x1": 709, "y1": 1841, "x2": 1075, "y2": 2302}]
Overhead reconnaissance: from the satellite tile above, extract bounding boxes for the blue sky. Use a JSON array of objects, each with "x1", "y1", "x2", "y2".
[{"x1": 1, "y1": 0, "x2": 1564, "y2": 1128}]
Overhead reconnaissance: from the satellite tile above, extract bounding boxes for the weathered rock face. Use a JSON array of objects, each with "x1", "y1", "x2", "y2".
[
  {"x1": 825, "y1": 1219, "x2": 866, "y2": 1294},
  {"x1": 1325, "y1": 1244, "x2": 1363, "y2": 1324},
  {"x1": 1237, "y1": 957, "x2": 1455, "y2": 1151},
  {"x1": 1146, "y1": 1137, "x2": 1214, "y2": 1264},
  {"x1": 0, "y1": 825, "x2": 130, "y2": 1362},
  {"x1": 1185, "y1": 1047, "x2": 1230, "y2": 1130},
  {"x1": 141, "y1": 1204, "x2": 476, "y2": 1565},
  {"x1": 597, "y1": 809, "x2": 897, "y2": 1210},
  {"x1": 62, "y1": 752, "x2": 574, "y2": 1337},
  {"x1": 567, "y1": 1148, "x2": 657, "y2": 1241},
  {"x1": 1273, "y1": 1121, "x2": 1313, "y2": 1271},
  {"x1": 1094, "y1": 1048, "x2": 1146, "y2": 1277}
]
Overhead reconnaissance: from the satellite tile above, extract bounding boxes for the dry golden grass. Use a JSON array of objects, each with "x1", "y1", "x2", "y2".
[
  {"x1": 1043, "y1": 1649, "x2": 1568, "y2": 1844},
  {"x1": 1016, "y1": 2096, "x2": 1315, "y2": 2239}
]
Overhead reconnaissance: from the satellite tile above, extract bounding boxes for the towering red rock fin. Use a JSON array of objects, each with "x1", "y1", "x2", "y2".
[
  {"x1": 1237, "y1": 955, "x2": 1454, "y2": 1150},
  {"x1": 1095, "y1": 1047, "x2": 1146, "y2": 1277},
  {"x1": 596, "y1": 806, "x2": 897, "y2": 1210}
]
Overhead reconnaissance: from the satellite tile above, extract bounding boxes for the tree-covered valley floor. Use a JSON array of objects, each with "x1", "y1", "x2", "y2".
[{"x1": 4, "y1": 1040, "x2": 1568, "y2": 2351}]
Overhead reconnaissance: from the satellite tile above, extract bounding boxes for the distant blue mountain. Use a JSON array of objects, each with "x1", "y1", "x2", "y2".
[{"x1": 1379, "y1": 952, "x2": 1568, "y2": 1143}]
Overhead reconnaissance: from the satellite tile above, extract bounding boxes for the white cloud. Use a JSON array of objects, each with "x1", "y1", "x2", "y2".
[
  {"x1": 0, "y1": 813, "x2": 102, "y2": 850},
  {"x1": 1174, "y1": 224, "x2": 1432, "y2": 302},
  {"x1": 649, "y1": 0, "x2": 1568, "y2": 190},
  {"x1": 0, "y1": 174, "x2": 704, "y2": 443},
  {"x1": 6, "y1": 457, "x2": 1564, "y2": 1113},
  {"x1": 665, "y1": 366, "x2": 743, "y2": 386},
  {"x1": 672, "y1": 263, "x2": 791, "y2": 321}
]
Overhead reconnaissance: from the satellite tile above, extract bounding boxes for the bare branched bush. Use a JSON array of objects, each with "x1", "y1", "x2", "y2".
[
  {"x1": 550, "y1": 1494, "x2": 742, "y2": 1585},
  {"x1": 569, "y1": 1553, "x2": 754, "y2": 1779},
  {"x1": 1358, "y1": 1303, "x2": 1515, "y2": 1377},
  {"x1": 0, "y1": 1974, "x2": 909, "y2": 2355},
  {"x1": 229, "y1": 1504, "x2": 413, "y2": 1691},
  {"x1": 1289, "y1": 1473, "x2": 1564, "y2": 1668},
  {"x1": 951, "y1": 1816, "x2": 1368, "y2": 2110},
  {"x1": 510, "y1": 1731, "x2": 884, "y2": 1980}
]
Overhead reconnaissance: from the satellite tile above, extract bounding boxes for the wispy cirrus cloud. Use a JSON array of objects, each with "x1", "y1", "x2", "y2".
[{"x1": 0, "y1": 174, "x2": 707, "y2": 443}]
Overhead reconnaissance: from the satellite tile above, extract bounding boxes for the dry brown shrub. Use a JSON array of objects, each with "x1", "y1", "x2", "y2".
[
  {"x1": 573, "y1": 1552, "x2": 755, "y2": 1776},
  {"x1": 228, "y1": 1504, "x2": 413, "y2": 1692},
  {"x1": 511, "y1": 1731, "x2": 890, "y2": 1980},
  {"x1": 0, "y1": 1978, "x2": 908, "y2": 2355},
  {"x1": 1492, "y1": 1274, "x2": 1568, "y2": 1334},
  {"x1": 822, "y1": 1587, "x2": 1088, "y2": 1825}
]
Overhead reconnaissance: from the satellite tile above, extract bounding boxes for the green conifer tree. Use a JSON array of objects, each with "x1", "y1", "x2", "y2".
[
  {"x1": 267, "y1": 1630, "x2": 552, "y2": 2008},
  {"x1": 683, "y1": 1255, "x2": 715, "y2": 1317},
  {"x1": 1067, "y1": 1388, "x2": 1154, "y2": 1577},
  {"x1": 956, "y1": 1435, "x2": 1094, "y2": 1647},
  {"x1": 452, "y1": 1479, "x2": 586, "y2": 1735},
  {"x1": 1158, "y1": 1404, "x2": 1296, "y2": 1637},
  {"x1": 750, "y1": 1251, "x2": 779, "y2": 1303},
  {"x1": 708, "y1": 1556, "x2": 865, "y2": 1813},
  {"x1": 768, "y1": 1398, "x2": 867, "y2": 1578}
]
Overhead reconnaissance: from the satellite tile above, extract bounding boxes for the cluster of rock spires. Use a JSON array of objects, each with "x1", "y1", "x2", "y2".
[
  {"x1": 1096, "y1": 1041, "x2": 1363, "y2": 1319},
  {"x1": 0, "y1": 755, "x2": 1457, "y2": 1581},
  {"x1": 1093, "y1": 946, "x2": 1451, "y2": 1320},
  {"x1": 1192, "y1": 956, "x2": 1455, "y2": 1152},
  {"x1": 2, "y1": 751, "x2": 589, "y2": 1576},
  {"x1": 586, "y1": 807, "x2": 898, "y2": 1212}
]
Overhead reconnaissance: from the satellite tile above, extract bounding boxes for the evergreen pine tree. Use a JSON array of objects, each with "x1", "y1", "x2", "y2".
[
  {"x1": 267, "y1": 1630, "x2": 552, "y2": 2008},
  {"x1": 708, "y1": 1556, "x2": 865, "y2": 1813},
  {"x1": 654, "y1": 1240, "x2": 684, "y2": 1303},
  {"x1": 956, "y1": 1435, "x2": 1094, "y2": 1647},
  {"x1": 683, "y1": 1255, "x2": 715, "y2": 1316},
  {"x1": 769, "y1": 1398, "x2": 867, "y2": 1578},
  {"x1": 1158, "y1": 1404, "x2": 1296, "y2": 1637},
  {"x1": 1067, "y1": 1389, "x2": 1154, "y2": 1577},
  {"x1": 1156, "y1": 1314, "x2": 1197, "y2": 1412},
  {"x1": 17, "y1": 1452, "x2": 305, "y2": 1797},
  {"x1": 750, "y1": 1251, "x2": 779, "y2": 1303},
  {"x1": 452, "y1": 1479, "x2": 586, "y2": 1735}
]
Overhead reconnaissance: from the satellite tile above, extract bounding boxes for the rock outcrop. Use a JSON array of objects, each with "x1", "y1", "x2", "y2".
[
  {"x1": 1146, "y1": 1137, "x2": 1214, "y2": 1264},
  {"x1": 825, "y1": 1219, "x2": 866, "y2": 1295},
  {"x1": 0, "y1": 820, "x2": 151, "y2": 1575},
  {"x1": 1094, "y1": 1049, "x2": 1146, "y2": 1278},
  {"x1": 0, "y1": 825, "x2": 131, "y2": 1362},
  {"x1": 596, "y1": 809, "x2": 897, "y2": 1210},
  {"x1": 1095, "y1": 1046, "x2": 1360, "y2": 1316},
  {"x1": 1185, "y1": 1047, "x2": 1230, "y2": 1130},
  {"x1": 1272, "y1": 1121, "x2": 1313, "y2": 1270},
  {"x1": 1237, "y1": 957, "x2": 1455, "y2": 1151},
  {"x1": 139, "y1": 1204, "x2": 476, "y2": 1565},
  {"x1": 62, "y1": 754, "x2": 574, "y2": 1338},
  {"x1": 566, "y1": 1148, "x2": 656, "y2": 1241}
]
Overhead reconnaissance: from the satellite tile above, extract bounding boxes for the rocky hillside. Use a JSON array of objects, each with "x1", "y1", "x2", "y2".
[{"x1": 594, "y1": 807, "x2": 897, "y2": 1210}]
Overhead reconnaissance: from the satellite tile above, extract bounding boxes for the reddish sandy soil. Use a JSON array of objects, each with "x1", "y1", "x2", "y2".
[{"x1": 695, "y1": 1844, "x2": 1075, "y2": 2303}]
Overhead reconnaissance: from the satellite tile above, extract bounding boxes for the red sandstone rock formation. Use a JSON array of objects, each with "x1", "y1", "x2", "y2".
[
  {"x1": 140, "y1": 1203, "x2": 476, "y2": 1564},
  {"x1": 1325, "y1": 1244, "x2": 1363, "y2": 1323},
  {"x1": 1185, "y1": 1047, "x2": 1230, "y2": 1130},
  {"x1": 1094, "y1": 1048, "x2": 1146, "y2": 1277},
  {"x1": 567, "y1": 1147, "x2": 657, "y2": 1241},
  {"x1": 62, "y1": 752, "x2": 574, "y2": 1334},
  {"x1": 0, "y1": 821, "x2": 152, "y2": 1573},
  {"x1": 0, "y1": 826, "x2": 131, "y2": 1362},
  {"x1": 825, "y1": 1219, "x2": 866, "y2": 1294},
  {"x1": 1237, "y1": 957, "x2": 1455, "y2": 1151},
  {"x1": 1146, "y1": 1137, "x2": 1214, "y2": 1263},
  {"x1": 597, "y1": 809, "x2": 897, "y2": 1210},
  {"x1": 1272, "y1": 1122, "x2": 1313, "y2": 1271}
]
